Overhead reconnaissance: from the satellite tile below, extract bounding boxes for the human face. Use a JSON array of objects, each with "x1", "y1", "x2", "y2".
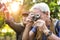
[
  {"x1": 32, "y1": 9, "x2": 51, "y2": 26},
  {"x1": 31, "y1": 9, "x2": 47, "y2": 20}
]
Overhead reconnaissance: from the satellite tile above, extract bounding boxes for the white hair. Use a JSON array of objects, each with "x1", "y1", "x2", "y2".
[{"x1": 29, "y1": 2, "x2": 50, "y2": 18}]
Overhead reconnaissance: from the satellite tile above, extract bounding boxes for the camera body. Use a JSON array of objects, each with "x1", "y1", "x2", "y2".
[
  {"x1": 32, "y1": 14, "x2": 40, "y2": 21},
  {"x1": 29, "y1": 13, "x2": 40, "y2": 21}
]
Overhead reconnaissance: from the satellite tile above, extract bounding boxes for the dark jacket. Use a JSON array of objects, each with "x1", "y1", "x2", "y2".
[
  {"x1": 5, "y1": 20, "x2": 25, "y2": 40},
  {"x1": 55, "y1": 20, "x2": 60, "y2": 37}
]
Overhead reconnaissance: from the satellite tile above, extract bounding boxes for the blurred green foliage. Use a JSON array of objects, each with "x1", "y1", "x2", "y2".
[
  {"x1": 24, "y1": 0, "x2": 60, "y2": 19},
  {"x1": 48, "y1": 2, "x2": 60, "y2": 19},
  {"x1": 5, "y1": 32, "x2": 12, "y2": 37},
  {"x1": 0, "y1": 16, "x2": 4, "y2": 28}
]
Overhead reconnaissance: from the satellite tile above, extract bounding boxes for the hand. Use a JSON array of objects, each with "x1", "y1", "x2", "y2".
[
  {"x1": 25, "y1": 15, "x2": 34, "y2": 28},
  {"x1": 34, "y1": 19, "x2": 48, "y2": 32},
  {"x1": 34, "y1": 19, "x2": 51, "y2": 35}
]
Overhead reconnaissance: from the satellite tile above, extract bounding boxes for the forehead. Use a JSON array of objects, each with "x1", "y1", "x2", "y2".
[
  {"x1": 32, "y1": 8, "x2": 40, "y2": 13},
  {"x1": 30, "y1": 9, "x2": 43, "y2": 15}
]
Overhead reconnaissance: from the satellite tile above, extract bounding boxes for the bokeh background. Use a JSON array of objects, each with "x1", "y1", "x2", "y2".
[{"x1": 0, "y1": 0, "x2": 60, "y2": 40}]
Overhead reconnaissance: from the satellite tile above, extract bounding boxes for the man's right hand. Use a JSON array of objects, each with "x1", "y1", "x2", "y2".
[{"x1": 25, "y1": 14, "x2": 34, "y2": 28}]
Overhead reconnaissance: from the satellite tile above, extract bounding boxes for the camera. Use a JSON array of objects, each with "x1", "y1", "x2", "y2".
[
  {"x1": 29, "y1": 13, "x2": 40, "y2": 21},
  {"x1": 32, "y1": 14, "x2": 40, "y2": 21}
]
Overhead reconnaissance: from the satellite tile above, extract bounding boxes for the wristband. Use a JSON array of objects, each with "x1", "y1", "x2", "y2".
[{"x1": 46, "y1": 31, "x2": 52, "y2": 37}]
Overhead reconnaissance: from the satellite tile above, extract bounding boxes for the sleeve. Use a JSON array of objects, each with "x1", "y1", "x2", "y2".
[
  {"x1": 58, "y1": 21, "x2": 60, "y2": 31},
  {"x1": 55, "y1": 20, "x2": 60, "y2": 37},
  {"x1": 5, "y1": 20, "x2": 25, "y2": 33}
]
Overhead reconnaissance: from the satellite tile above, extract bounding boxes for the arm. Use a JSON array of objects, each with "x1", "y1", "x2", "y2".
[
  {"x1": 22, "y1": 23, "x2": 32, "y2": 40},
  {"x1": 23, "y1": 26, "x2": 37, "y2": 40},
  {"x1": 5, "y1": 20, "x2": 24, "y2": 32},
  {"x1": 22, "y1": 15, "x2": 34, "y2": 40},
  {"x1": 29, "y1": 26, "x2": 37, "y2": 40},
  {"x1": 43, "y1": 29, "x2": 60, "y2": 40},
  {"x1": 48, "y1": 33, "x2": 60, "y2": 40},
  {"x1": 29, "y1": 31, "x2": 35, "y2": 40}
]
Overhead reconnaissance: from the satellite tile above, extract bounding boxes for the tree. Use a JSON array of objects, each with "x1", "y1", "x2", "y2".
[{"x1": 23, "y1": 0, "x2": 60, "y2": 19}]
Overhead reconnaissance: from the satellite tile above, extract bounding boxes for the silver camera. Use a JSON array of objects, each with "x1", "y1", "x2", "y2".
[{"x1": 29, "y1": 13, "x2": 40, "y2": 21}]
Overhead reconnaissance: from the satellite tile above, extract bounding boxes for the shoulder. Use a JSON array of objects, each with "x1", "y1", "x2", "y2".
[{"x1": 57, "y1": 20, "x2": 60, "y2": 26}]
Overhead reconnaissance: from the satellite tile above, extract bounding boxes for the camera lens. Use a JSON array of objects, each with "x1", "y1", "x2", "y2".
[{"x1": 36, "y1": 14, "x2": 40, "y2": 18}]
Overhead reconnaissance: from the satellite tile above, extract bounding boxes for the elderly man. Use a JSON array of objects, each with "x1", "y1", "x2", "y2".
[{"x1": 22, "y1": 2, "x2": 56, "y2": 40}]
